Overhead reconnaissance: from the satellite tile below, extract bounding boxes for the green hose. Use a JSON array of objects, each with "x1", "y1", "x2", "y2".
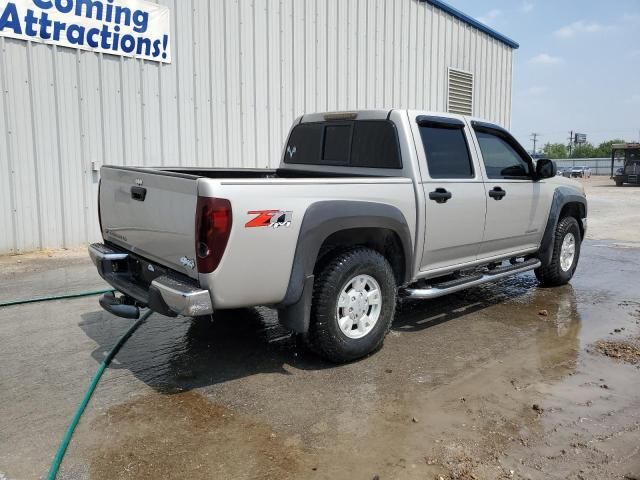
[
  {"x1": 0, "y1": 289, "x2": 114, "y2": 308},
  {"x1": 46, "y1": 309, "x2": 153, "y2": 480}
]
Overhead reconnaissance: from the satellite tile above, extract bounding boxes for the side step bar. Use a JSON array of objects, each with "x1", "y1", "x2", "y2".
[{"x1": 401, "y1": 258, "x2": 542, "y2": 300}]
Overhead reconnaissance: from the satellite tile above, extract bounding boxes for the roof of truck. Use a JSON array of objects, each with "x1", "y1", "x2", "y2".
[{"x1": 298, "y1": 110, "x2": 504, "y2": 130}]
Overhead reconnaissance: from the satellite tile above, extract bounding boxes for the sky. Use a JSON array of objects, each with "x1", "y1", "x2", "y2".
[{"x1": 445, "y1": 0, "x2": 640, "y2": 151}]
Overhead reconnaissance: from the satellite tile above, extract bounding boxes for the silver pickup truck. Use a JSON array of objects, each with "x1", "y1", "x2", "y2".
[{"x1": 90, "y1": 110, "x2": 587, "y2": 363}]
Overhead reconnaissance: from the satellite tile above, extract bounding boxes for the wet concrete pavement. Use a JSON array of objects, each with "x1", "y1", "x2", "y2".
[{"x1": 1, "y1": 179, "x2": 640, "y2": 480}]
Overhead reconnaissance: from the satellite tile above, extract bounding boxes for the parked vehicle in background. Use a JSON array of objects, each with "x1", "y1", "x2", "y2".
[
  {"x1": 611, "y1": 143, "x2": 640, "y2": 186},
  {"x1": 90, "y1": 110, "x2": 587, "y2": 363},
  {"x1": 556, "y1": 167, "x2": 569, "y2": 177},
  {"x1": 571, "y1": 166, "x2": 592, "y2": 178}
]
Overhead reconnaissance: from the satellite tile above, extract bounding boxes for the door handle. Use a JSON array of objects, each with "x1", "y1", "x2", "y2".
[
  {"x1": 131, "y1": 186, "x2": 147, "y2": 202},
  {"x1": 429, "y1": 188, "x2": 452, "y2": 204},
  {"x1": 488, "y1": 186, "x2": 506, "y2": 201}
]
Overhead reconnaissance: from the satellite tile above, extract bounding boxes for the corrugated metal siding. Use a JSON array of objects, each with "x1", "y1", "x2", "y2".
[{"x1": 0, "y1": 0, "x2": 514, "y2": 253}]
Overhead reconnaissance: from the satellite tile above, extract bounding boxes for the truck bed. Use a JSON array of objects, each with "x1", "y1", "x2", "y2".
[{"x1": 160, "y1": 167, "x2": 390, "y2": 179}]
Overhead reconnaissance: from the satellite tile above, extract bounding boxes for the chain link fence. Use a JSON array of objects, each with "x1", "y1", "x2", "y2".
[{"x1": 551, "y1": 158, "x2": 623, "y2": 176}]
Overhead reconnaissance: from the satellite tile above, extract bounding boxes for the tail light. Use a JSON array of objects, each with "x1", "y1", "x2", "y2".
[
  {"x1": 98, "y1": 179, "x2": 103, "y2": 236},
  {"x1": 195, "y1": 197, "x2": 232, "y2": 273}
]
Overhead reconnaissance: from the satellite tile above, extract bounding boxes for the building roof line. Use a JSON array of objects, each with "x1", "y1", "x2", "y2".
[{"x1": 422, "y1": 0, "x2": 520, "y2": 50}]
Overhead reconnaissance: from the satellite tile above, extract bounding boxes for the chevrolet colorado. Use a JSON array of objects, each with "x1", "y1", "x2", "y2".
[{"x1": 90, "y1": 110, "x2": 587, "y2": 362}]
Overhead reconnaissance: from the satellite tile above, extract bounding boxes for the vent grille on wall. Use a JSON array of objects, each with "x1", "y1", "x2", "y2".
[{"x1": 447, "y1": 68, "x2": 474, "y2": 116}]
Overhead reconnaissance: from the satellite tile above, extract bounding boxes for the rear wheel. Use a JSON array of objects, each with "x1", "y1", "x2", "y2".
[
  {"x1": 616, "y1": 180, "x2": 623, "y2": 187},
  {"x1": 308, "y1": 248, "x2": 396, "y2": 363},
  {"x1": 535, "y1": 216, "x2": 581, "y2": 287}
]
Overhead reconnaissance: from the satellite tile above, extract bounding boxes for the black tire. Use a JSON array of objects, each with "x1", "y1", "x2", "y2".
[
  {"x1": 535, "y1": 216, "x2": 581, "y2": 287},
  {"x1": 308, "y1": 248, "x2": 396, "y2": 363},
  {"x1": 616, "y1": 180, "x2": 623, "y2": 187}
]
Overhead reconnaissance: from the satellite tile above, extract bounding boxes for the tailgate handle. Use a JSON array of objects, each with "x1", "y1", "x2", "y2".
[{"x1": 131, "y1": 186, "x2": 147, "y2": 202}]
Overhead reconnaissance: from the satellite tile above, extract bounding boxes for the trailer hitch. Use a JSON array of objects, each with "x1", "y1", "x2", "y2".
[{"x1": 99, "y1": 292, "x2": 141, "y2": 319}]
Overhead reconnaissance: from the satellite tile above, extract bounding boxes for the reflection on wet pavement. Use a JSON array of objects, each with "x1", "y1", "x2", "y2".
[{"x1": 79, "y1": 307, "x2": 325, "y2": 393}]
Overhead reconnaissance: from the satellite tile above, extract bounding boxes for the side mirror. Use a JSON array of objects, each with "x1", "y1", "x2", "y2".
[{"x1": 536, "y1": 158, "x2": 557, "y2": 179}]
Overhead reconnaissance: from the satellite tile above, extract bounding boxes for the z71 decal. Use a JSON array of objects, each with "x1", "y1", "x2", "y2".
[{"x1": 246, "y1": 210, "x2": 292, "y2": 229}]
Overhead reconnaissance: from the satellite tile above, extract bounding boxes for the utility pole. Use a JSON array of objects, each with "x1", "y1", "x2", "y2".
[
  {"x1": 530, "y1": 133, "x2": 541, "y2": 156},
  {"x1": 567, "y1": 130, "x2": 574, "y2": 158}
]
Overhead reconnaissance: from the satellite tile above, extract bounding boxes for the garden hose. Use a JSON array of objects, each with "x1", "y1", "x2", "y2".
[
  {"x1": 0, "y1": 289, "x2": 114, "y2": 308},
  {"x1": 46, "y1": 309, "x2": 153, "y2": 479}
]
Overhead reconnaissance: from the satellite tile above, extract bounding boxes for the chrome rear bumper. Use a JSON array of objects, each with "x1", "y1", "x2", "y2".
[
  {"x1": 88, "y1": 243, "x2": 213, "y2": 317},
  {"x1": 150, "y1": 275, "x2": 213, "y2": 317}
]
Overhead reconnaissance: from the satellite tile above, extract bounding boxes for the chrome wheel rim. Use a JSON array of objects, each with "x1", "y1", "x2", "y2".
[
  {"x1": 560, "y1": 232, "x2": 576, "y2": 272},
  {"x1": 336, "y1": 274, "x2": 382, "y2": 339}
]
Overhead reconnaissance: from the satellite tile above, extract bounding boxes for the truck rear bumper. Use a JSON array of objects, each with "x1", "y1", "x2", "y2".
[
  {"x1": 615, "y1": 174, "x2": 640, "y2": 184},
  {"x1": 89, "y1": 243, "x2": 213, "y2": 317}
]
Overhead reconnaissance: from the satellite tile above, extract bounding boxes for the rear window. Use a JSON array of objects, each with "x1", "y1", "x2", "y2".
[
  {"x1": 323, "y1": 125, "x2": 352, "y2": 163},
  {"x1": 284, "y1": 120, "x2": 402, "y2": 169}
]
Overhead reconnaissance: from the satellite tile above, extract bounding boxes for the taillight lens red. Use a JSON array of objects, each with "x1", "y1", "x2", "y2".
[
  {"x1": 195, "y1": 197, "x2": 232, "y2": 273},
  {"x1": 98, "y1": 179, "x2": 103, "y2": 236}
]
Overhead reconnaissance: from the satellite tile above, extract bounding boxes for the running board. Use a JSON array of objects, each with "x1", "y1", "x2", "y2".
[{"x1": 401, "y1": 258, "x2": 542, "y2": 300}]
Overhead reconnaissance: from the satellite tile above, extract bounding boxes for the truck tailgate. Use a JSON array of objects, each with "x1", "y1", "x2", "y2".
[{"x1": 99, "y1": 167, "x2": 199, "y2": 279}]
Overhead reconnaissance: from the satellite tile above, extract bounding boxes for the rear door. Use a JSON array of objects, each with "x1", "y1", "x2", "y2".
[
  {"x1": 411, "y1": 115, "x2": 487, "y2": 274},
  {"x1": 470, "y1": 122, "x2": 550, "y2": 258},
  {"x1": 99, "y1": 167, "x2": 200, "y2": 279}
]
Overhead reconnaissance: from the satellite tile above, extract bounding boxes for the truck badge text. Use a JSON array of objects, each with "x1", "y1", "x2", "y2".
[{"x1": 246, "y1": 210, "x2": 292, "y2": 229}]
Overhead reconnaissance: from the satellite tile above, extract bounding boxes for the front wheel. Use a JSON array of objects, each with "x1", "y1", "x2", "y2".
[
  {"x1": 535, "y1": 216, "x2": 581, "y2": 287},
  {"x1": 308, "y1": 248, "x2": 396, "y2": 363}
]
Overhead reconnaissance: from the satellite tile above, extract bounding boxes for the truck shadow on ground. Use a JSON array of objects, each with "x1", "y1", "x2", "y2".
[{"x1": 78, "y1": 273, "x2": 565, "y2": 393}]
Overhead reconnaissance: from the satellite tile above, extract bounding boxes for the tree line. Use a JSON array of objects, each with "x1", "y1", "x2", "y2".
[{"x1": 542, "y1": 139, "x2": 626, "y2": 159}]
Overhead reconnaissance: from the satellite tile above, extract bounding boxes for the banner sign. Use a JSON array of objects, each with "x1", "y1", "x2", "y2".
[
  {"x1": 0, "y1": 0, "x2": 171, "y2": 63},
  {"x1": 574, "y1": 133, "x2": 587, "y2": 145}
]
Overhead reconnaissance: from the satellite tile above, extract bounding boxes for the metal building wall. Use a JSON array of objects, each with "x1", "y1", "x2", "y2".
[{"x1": 0, "y1": 0, "x2": 514, "y2": 253}]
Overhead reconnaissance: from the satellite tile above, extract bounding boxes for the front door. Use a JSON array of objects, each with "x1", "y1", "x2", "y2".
[
  {"x1": 471, "y1": 125, "x2": 551, "y2": 258},
  {"x1": 413, "y1": 116, "x2": 487, "y2": 274}
]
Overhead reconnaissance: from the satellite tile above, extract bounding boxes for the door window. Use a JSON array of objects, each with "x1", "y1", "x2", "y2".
[
  {"x1": 419, "y1": 125, "x2": 474, "y2": 179},
  {"x1": 475, "y1": 130, "x2": 531, "y2": 179}
]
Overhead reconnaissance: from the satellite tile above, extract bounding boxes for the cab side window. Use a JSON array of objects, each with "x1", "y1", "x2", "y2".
[
  {"x1": 475, "y1": 130, "x2": 531, "y2": 179},
  {"x1": 419, "y1": 125, "x2": 474, "y2": 179}
]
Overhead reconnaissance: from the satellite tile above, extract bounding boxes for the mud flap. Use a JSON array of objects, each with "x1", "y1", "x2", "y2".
[{"x1": 278, "y1": 275, "x2": 314, "y2": 333}]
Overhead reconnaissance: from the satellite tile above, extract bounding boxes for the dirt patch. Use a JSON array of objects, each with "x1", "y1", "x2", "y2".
[
  {"x1": 0, "y1": 247, "x2": 87, "y2": 274},
  {"x1": 85, "y1": 390, "x2": 310, "y2": 480},
  {"x1": 582, "y1": 176, "x2": 640, "y2": 246},
  {"x1": 592, "y1": 338, "x2": 640, "y2": 365}
]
